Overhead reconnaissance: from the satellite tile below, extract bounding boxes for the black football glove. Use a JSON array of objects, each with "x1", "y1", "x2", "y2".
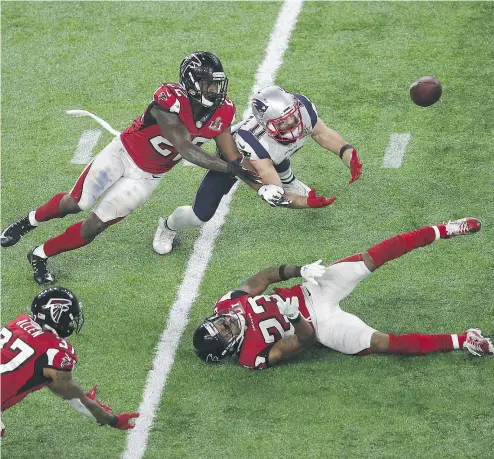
[{"x1": 226, "y1": 158, "x2": 261, "y2": 184}]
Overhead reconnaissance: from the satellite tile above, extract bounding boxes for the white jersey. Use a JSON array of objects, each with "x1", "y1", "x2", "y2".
[{"x1": 233, "y1": 94, "x2": 319, "y2": 165}]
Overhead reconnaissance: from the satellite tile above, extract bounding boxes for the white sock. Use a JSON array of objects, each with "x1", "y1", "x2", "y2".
[
  {"x1": 33, "y1": 245, "x2": 48, "y2": 259},
  {"x1": 278, "y1": 167, "x2": 294, "y2": 184},
  {"x1": 28, "y1": 211, "x2": 40, "y2": 227},
  {"x1": 432, "y1": 225, "x2": 440, "y2": 241},
  {"x1": 166, "y1": 206, "x2": 203, "y2": 231},
  {"x1": 451, "y1": 334, "x2": 460, "y2": 349}
]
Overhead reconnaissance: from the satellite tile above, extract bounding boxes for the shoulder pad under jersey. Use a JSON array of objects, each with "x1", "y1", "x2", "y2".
[
  {"x1": 294, "y1": 93, "x2": 318, "y2": 128},
  {"x1": 153, "y1": 83, "x2": 183, "y2": 114}
]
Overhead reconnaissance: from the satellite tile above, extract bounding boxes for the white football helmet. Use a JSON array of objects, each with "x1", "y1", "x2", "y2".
[{"x1": 251, "y1": 86, "x2": 304, "y2": 142}]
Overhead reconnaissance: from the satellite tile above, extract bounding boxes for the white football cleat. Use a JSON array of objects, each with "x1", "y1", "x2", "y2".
[
  {"x1": 282, "y1": 178, "x2": 311, "y2": 196},
  {"x1": 463, "y1": 329, "x2": 494, "y2": 356},
  {"x1": 443, "y1": 217, "x2": 481, "y2": 238},
  {"x1": 153, "y1": 218, "x2": 176, "y2": 255}
]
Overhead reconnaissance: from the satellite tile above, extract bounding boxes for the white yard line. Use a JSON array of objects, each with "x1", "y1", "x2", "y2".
[
  {"x1": 382, "y1": 133, "x2": 412, "y2": 168},
  {"x1": 122, "y1": 1, "x2": 305, "y2": 458},
  {"x1": 70, "y1": 129, "x2": 102, "y2": 164}
]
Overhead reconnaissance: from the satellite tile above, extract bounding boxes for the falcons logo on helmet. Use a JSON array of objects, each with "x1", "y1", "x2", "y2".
[
  {"x1": 42, "y1": 298, "x2": 72, "y2": 324},
  {"x1": 187, "y1": 53, "x2": 202, "y2": 68}
]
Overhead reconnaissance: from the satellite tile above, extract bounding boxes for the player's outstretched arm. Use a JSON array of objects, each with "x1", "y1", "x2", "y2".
[
  {"x1": 150, "y1": 107, "x2": 229, "y2": 173},
  {"x1": 243, "y1": 159, "x2": 334, "y2": 209},
  {"x1": 285, "y1": 188, "x2": 336, "y2": 209},
  {"x1": 214, "y1": 130, "x2": 261, "y2": 183},
  {"x1": 239, "y1": 262, "x2": 326, "y2": 296},
  {"x1": 44, "y1": 368, "x2": 139, "y2": 430},
  {"x1": 214, "y1": 127, "x2": 244, "y2": 163},
  {"x1": 311, "y1": 117, "x2": 362, "y2": 183}
]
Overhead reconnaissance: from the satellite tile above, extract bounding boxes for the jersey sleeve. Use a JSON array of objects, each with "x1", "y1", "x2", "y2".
[
  {"x1": 294, "y1": 93, "x2": 318, "y2": 128},
  {"x1": 239, "y1": 343, "x2": 274, "y2": 370},
  {"x1": 45, "y1": 347, "x2": 78, "y2": 372},
  {"x1": 153, "y1": 84, "x2": 181, "y2": 114},
  {"x1": 235, "y1": 129, "x2": 271, "y2": 161}
]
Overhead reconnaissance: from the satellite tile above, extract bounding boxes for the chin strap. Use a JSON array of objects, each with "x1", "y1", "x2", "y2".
[{"x1": 194, "y1": 105, "x2": 219, "y2": 129}]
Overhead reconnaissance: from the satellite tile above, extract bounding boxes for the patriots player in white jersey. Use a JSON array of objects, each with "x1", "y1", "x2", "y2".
[{"x1": 153, "y1": 85, "x2": 363, "y2": 255}]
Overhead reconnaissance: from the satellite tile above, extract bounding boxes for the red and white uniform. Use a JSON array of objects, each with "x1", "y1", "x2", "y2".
[
  {"x1": 302, "y1": 260, "x2": 376, "y2": 355},
  {"x1": 69, "y1": 83, "x2": 235, "y2": 222},
  {"x1": 121, "y1": 83, "x2": 235, "y2": 174},
  {"x1": 214, "y1": 285, "x2": 312, "y2": 370},
  {"x1": 1, "y1": 314, "x2": 77, "y2": 411},
  {"x1": 216, "y1": 260, "x2": 378, "y2": 369}
]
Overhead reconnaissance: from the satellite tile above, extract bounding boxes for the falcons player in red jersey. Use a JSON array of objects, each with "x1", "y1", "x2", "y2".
[
  {"x1": 193, "y1": 217, "x2": 493, "y2": 369},
  {"x1": 1, "y1": 287, "x2": 139, "y2": 436},
  {"x1": 0, "y1": 51, "x2": 258, "y2": 285}
]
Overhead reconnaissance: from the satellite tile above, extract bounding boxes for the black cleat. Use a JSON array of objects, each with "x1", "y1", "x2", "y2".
[
  {"x1": 1, "y1": 215, "x2": 36, "y2": 247},
  {"x1": 27, "y1": 249, "x2": 54, "y2": 285}
]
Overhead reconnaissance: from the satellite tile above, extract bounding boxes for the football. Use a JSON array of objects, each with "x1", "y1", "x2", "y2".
[{"x1": 409, "y1": 76, "x2": 442, "y2": 107}]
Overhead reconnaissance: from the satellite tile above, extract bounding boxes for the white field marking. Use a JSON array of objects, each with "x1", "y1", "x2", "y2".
[
  {"x1": 66, "y1": 109, "x2": 121, "y2": 136},
  {"x1": 382, "y1": 133, "x2": 412, "y2": 168},
  {"x1": 242, "y1": 1, "x2": 304, "y2": 120},
  {"x1": 122, "y1": 1, "x2": 305, "y2": 458},
  {"x1": 70, "y1": 129, "x2": 102, "y2": 164},
  {"x1": 67, "y1": 109, "x2": 203, "y2": 168}
]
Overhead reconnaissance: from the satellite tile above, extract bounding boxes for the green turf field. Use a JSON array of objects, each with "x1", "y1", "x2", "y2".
[{"x1": 2, "y1": 2, "x2": 493, "y2": 458}]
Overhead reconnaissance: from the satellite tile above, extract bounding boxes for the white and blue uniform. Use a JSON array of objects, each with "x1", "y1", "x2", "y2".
[
  {"x1": 191, "y1": 94, "x2": 318, "y2": 223},
  {"x1": 234, "y1": 94, "x2": 318, "y2": 166}
]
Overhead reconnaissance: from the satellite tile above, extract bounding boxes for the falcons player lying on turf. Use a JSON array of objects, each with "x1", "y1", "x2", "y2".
[
  {"x1": 0, "y1": 51, "x2": 259, "y2": 285},
  {"x1": 193, "y1": 217, "x2": 492, "y2": 369},
  {"x1": 0, "y1": 287, "x2": 139, "y2": 436},
  {"x1": 153, "y1": 85, "x2": 363, "y2": 255}
]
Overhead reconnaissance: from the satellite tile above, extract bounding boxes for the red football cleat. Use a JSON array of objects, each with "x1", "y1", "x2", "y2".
[
  {"x1": 442, "y1": 217, "x2": 481, "y2": 238},
  {"x1": 463, "y1": 329, "x2": 494, "y2": 356}
]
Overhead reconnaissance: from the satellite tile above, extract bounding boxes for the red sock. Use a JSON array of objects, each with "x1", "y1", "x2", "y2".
[
  {"x1": 367, "y1": 226, "x2": 436, "y2": 269},
  {"x1": 43, "y1": 222, "x2": 89, "y2": 257},
  {"x1": 35, "y1": 193, "x2": 66, "y2": 222},
  {"x1": 388, "y1": 333, "x2": 466, "y2": 355}
]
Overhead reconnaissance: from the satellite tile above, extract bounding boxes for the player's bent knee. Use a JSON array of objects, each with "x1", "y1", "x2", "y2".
[
  {"x1": 60, "y1": 194, "x2": 83, "y2": 214},
  {"x1": 362, "y1": 252, "x2": 377, "y2": 272},
  {"x1": 370, "y1": 332, "x2": 390, "y2": 353},
  {"x1": 80, "y1": 213, "x2": 107, "y2": 240}
]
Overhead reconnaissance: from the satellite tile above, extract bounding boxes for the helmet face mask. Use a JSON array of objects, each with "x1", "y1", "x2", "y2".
[
  {"x1": 31, "y1": 287, "x2": 84, "y2": 338},
  {"x1": 193, "y1": 310, "x2": 246, "y2": 363},
  {"x1": 251, "y1": 86, "x2": 304, "y2": 142},
  {"x1": 179, "y1": 51, "x2": 228, "y2": 125}
]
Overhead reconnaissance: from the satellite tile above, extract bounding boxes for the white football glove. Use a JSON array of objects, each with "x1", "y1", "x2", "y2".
[
  {"x1": 257, "y1": 184, "x2": 292, "y2": 207},
  {"x1": 276, "y1": 296, "x2": 300, "y2": 320},
  {"x1": 301, "y1": 260, "x2": 326, "y2": 286}
]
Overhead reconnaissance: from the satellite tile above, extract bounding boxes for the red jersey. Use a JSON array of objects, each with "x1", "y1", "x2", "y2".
[
  {"x1": 214, "y1": 285, "x2": 311, "y2": 370},
  {"x1": 1, "y1": 314, "x2": 77, "y2": 411},
  {"x1": 120, "y1": 83, "x2": 236, "y2": 174}
]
